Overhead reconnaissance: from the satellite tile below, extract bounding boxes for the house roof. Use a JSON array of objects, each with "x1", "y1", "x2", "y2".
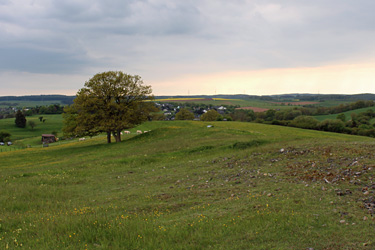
[{"x1": 42, "y1": 134, "x2": 55, "y2": 137}]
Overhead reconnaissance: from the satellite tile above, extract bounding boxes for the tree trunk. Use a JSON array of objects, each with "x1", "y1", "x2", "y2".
[
  {"x1": 118, "y1": 129, "x2": 122, "y2": 142},
  {"x1": 107, "y1": 131, "x2": 111, "y2": 143},
  {"x1": 114, "y1": 129, "x2": 121, "y2": 142}
]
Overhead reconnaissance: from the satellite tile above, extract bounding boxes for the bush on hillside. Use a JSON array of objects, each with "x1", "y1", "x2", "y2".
[
  {"x1": 0, "y1": 131, "x2": 11, "y2": 142},
  {"x1": 290, "y1": 116, "x2": 319, "y2": 129},
  {"x1": 230, "y1": 110, "x2": 255, "y2": 122},
  {"x1": 336, "y1": 113, "x2": 346, "y2": 122},
  {"x1": 318, "y1": 119, "x2": 345, "y2": 133},
  {"x1": 200, "y1": 109, "x2": 220, "y2": 121},
  {"x1": 175, "y1": 108, "x2": 195, "y2": 120}
]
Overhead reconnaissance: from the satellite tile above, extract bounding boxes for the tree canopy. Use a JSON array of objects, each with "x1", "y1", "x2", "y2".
[
  {"x1": 175, "y1": 108, "x2": 195, "y2": 120},
  {"x1": 0, "y1": 131, "x2": 11, "y2": 142},
  {"x1": 15, "y1": 110, "x2": 26, "y2": 128},
  {"x1": 63, "y1": 71, "x2": 154, "y2": 143},
  {"x1": 28, "y1": 120, "x2": 36, "y2": 130},
  {"x1": 200, "y1": 109, "x2": 220, "y2": 121}
]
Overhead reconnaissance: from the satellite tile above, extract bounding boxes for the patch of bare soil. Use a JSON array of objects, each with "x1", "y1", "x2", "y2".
[{"x1": 277, "y1": 144, "x2": 375, "y2": 215}]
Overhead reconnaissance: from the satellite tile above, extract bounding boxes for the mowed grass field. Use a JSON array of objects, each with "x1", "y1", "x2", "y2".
[{"x1": 1, "y1": 121, "x2": 375, "y2": 249}]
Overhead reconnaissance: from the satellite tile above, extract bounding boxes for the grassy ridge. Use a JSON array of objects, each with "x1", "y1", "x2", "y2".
[{"x1": 1, "y1": 121, "x2": 375, "y2": 249}]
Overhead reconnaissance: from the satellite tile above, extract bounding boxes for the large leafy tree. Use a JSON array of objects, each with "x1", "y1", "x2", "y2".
[{"x1": 63, "y1": 71, "x2": 154, "y2": 143}]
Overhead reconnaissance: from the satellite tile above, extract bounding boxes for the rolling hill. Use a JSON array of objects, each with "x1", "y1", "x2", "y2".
[{"x1": 1, "y1": 120, "x2": 374, "y2": 249}]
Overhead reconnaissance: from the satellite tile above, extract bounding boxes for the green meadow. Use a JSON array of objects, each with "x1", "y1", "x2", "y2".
[
  {"x1": 1, "y1": 120, "x2": 375, "y2": 249},
  {"x1": 314, "y1": 107, "x2": 375, "y2": 122},
  {"x1": 0, "y1": 115, "x2": 63, "y2": 151}
]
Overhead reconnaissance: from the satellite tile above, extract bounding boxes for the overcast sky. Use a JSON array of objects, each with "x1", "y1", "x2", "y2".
[{"x1": 0, "y1": 0, "x2": 374, "y2": 96}]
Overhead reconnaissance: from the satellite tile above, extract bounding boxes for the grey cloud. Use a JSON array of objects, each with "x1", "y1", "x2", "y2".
[
  {"x1": 0, "y1": 47, "x2": 89, "y2": 74},
  {"x1": 41, "y1": 0, "x2": 202, "y2": 36},
  {"x1": 0, "y1": 0, "x2": 374, "y2": 77}
]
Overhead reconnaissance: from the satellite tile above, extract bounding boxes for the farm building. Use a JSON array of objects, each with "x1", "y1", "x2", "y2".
[{"x1": 41, "y1": 134, "x2": 56, "y2": 144}]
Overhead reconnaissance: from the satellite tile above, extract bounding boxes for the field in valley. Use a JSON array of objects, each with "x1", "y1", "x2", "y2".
[
  {"x1": 314, "y1": 107, "x2": 375, "y2": 122},
  {"x1": 0, "y1": 114, "x2": 64, "y2": 152},
  {"x1": 1, "y1": 120, "x2": 375, "y2": 249}
]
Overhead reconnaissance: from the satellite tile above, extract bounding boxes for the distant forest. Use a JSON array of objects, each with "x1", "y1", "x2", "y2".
[{"x1": 0, "y1": 95, "x2": 75, "y2": 105}]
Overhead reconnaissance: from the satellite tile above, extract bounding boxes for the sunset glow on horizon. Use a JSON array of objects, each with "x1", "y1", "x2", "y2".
[{"x1": 151, "y1": 62, "x2": 375, "y2": 96}]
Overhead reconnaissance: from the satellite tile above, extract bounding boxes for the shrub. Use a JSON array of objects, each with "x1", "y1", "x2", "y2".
[
  {"x1": 318, "y1": 119, "x2": 345, "y2": 133},
  {"x1": 28, "y1": 120, "x2": 36, "y2": 130},
  {"x1": 230, "y1": 110, "x2": 255, "y2": 122},
  {"x1": 0, "y1": 131, "x2": 11, "y2": 142},
  {"x1": 175, "y1": 108, "x2": 195, "y2": 120},
  {"x1": 336, "y1": 113, "x2": 346, "y2": 122},
  {"x1": 200, "y1": 110, "x2": 220, "y2": 121},
  {"x1": 290, "y1": 116, "x2": 319, "y2": 129}
]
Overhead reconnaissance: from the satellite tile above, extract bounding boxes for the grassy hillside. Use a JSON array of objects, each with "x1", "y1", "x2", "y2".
[
  {"x1": 1, "y1": 121, "x2": 375, "y2": 249},
  {"x1": 314, "y1": 107, "x2": 375, "y2": 122}
]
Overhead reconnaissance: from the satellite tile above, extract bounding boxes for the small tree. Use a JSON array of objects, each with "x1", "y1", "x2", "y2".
[
  {"x1": 28, "y1": 120, "x2": 36, "y2": 130},
  {"x1": 15, "y1": 110, "x2": 26, "y2": 128},
  {"x1": 175, "y1": 108, "x2": 194, "y2": 120},
  {"x1": 0, "y1": 131, "x2": 11, "y2": 142},
  {"x1": 290, "y1": 116, "x2": 319, "y2": 129},
  {"x1": 200, "y1": 109, "x2": 220, "y2": 121},
  {"x1": 336, "y1": 113, "x2": 346, "y2": 122}
]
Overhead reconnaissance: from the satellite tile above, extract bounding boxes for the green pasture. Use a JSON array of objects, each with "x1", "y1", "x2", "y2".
[
  {"x1": 1, "y1": 121, "x2": 375, "y2": 249},
  {"x1": 0, "y1": 114, "x2": 63, "y2": 151},
  {"x1": 314, "y1": 107, "x2": 375, "y2": 122}
]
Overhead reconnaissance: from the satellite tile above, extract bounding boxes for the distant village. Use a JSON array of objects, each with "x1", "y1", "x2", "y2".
[
  {"x1": 154, "y1": 102, "x2": 238, "y2": 120},
  {"x1": 0, "y1": 102, "x2": 239, "y2": 121}
]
